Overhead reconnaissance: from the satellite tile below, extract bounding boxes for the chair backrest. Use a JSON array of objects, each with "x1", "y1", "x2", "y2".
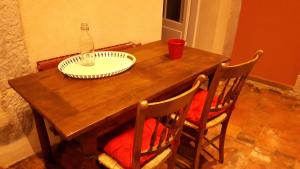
[
  {"x1": 132, "y1": 75, "x2": 207, "y2": 168},
  {"x1": 200, "y1": 50, "x2": 263, "y2": 125}
]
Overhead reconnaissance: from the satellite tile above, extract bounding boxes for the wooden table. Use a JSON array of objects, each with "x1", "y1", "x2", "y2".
[{"x1": 9, "y1": 40, "x2": 228, "y2": 168}]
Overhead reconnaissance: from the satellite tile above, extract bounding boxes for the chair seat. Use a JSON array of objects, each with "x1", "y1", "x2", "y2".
[
  {"x1": 184, "y1": 113, "x2": 228, "y2": 130},
  {"x1": 101, "y1": 118, "x2": 166, "y2": 169},
  {"x1": 98, "y1": 148, "x2": 172, "y2": 169},
  {"x1": 186, "y1": 90, "x2": 222, "y2": 127}
]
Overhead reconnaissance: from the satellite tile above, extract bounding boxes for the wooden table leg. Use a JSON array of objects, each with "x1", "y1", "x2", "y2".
[
  {"x1": 78, "y1": 131, "x2": 98, "y2": 169},
  {"x1": 208, "y1": 72, "x2": 215, "y2": 87},
  {"x1": 33, "y1": 109, "x2": 53, "y2": 162}
]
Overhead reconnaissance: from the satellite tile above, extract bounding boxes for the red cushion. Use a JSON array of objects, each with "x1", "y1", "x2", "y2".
[
  {"x1": 186, "y1": 90, "x2": 222, "y2": 126},
  {"x1": 103, "y1": 118, "x2": 165, "y2": 169}
]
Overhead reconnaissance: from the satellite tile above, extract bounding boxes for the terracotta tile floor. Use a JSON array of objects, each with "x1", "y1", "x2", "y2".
[{"x1": 7, "y1": 84, "x2": 300, "y2": 169}]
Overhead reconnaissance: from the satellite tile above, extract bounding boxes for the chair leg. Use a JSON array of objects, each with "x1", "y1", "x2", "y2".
[
  {"x1": 167, "y1": 154, "x2": 176, "y2": 169},
  {"x1": 193, "y1": 131, "x2": 204, "y2": 169},
  {"x1": 219, "y1": 118, "x2": 229, "y2": 163}
]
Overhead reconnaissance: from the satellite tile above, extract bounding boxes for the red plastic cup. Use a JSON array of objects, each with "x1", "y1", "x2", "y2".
[{"x1": 168, "y1": 39, "x2": 185, "y2": 60}]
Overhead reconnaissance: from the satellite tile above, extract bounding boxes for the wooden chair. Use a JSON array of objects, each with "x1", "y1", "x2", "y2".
[
  {"x1": 98, "y1": 75, "x2": 207, "y2": 169},
  {"x1": 180, "y1": 50, "x2": 263, "y2": 169}
]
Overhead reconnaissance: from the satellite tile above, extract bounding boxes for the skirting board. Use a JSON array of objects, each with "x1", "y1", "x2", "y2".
[{"x1": 248, "y1": 75, "x2": 293, "y2": 90}]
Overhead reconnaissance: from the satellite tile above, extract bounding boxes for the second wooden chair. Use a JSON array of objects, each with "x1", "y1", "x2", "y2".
[{"x1": 180, "y1": 50, "x2": 263, "y2": 169}]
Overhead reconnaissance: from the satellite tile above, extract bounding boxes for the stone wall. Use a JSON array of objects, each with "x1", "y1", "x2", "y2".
[{"x1": 0, "y1": 0, "x2": 34, "y2": 167}]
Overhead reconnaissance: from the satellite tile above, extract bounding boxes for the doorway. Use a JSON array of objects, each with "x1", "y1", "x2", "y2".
[{"x1": 161, "y1": 0, "x2": 191, "y2": 42}]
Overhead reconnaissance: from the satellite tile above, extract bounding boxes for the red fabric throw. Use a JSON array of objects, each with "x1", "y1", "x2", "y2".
[
  {"x1": 103, "y1": 118, "x2": 165, "y2": 169},
  {"x1": 186, "y1": 90, "x2": 222, "y2": 127}
]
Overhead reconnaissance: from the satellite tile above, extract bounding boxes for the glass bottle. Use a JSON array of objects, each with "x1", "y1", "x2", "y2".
[{"x1": 79, "y1": 22, "x2": 95, "y2": 66}]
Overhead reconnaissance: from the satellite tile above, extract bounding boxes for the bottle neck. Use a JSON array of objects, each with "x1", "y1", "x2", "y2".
[
  {"x1": 79, "y1": 23, "x2": 94, "y2": 54},
  {"x1": 81, "y1": 22, "x2": 89, "y2": 31},
  {"x1": 81, "y1": 28, "x2": 90, "y2": 33}
]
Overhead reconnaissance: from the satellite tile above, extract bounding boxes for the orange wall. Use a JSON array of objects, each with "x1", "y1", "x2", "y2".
[{"x1": 231, "y1": 0, "x2": 300, "y2": 86}]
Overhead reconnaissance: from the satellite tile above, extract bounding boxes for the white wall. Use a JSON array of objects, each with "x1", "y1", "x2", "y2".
[
  {"x1": 18, "y1": 0, "x2": 163, "y2": 67},
  {"x1": 193, "y1": 0, "x2": 241, "y2": 56}
]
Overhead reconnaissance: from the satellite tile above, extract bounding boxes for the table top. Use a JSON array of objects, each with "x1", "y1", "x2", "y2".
[{"x1": 9, "y1": 40, "x2": 228, "y2": 140}]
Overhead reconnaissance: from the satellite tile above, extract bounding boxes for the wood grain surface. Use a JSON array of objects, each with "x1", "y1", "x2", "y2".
[{"x1": 9, "y1": 40, "x2": 227, "y2": 140}]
